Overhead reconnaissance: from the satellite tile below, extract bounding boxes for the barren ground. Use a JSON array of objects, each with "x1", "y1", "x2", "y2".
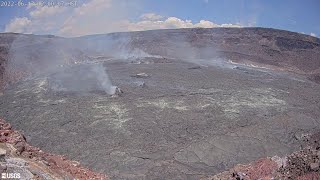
[{"x1": 1, "y1": 57, "x2": 320, "y2": 179}]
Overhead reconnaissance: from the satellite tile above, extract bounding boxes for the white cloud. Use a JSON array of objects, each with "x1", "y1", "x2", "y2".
[
  {"x1": 140, "y1": 13, "x2": 163, "y2": 21},
  {"x1": 29, "y1": 5, "x2": 66, "y2": 18},
  {"x1": 194, "y1": 20, "x2": 217, "y2": 28},
  {"x1": 310, "y1": 33, "x2": 317, "y2": 37},
  {"x1": 164, "y1": 17, "x2": 194, "y2": 28},
  {"x1": 58, "y1": 0, "x2": 142, "y2": 36},
  {"x1": 5, "y1": 17, "x2": 32, "y2": 33},
  {"x1": 5, "y1": 0, "x2": 241, "y2": 37},
  {"x1": 5, "y1": 4, "x2": 68, "y2": 34},
  {"x1": 125, "y1": 16, "x2": 241, "y2": 32}
]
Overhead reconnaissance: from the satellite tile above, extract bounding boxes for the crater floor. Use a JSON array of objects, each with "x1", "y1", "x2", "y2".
[{"x1": 1, "y1": 58, "x2": 320, "y2": 179}]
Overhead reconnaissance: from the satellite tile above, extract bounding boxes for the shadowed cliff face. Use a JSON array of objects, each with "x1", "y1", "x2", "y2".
[{"x1": 0, "y1": 28, "x2": 320, "y2": 179}]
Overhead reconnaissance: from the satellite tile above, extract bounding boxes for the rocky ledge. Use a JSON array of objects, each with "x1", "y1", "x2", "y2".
[
  {"x1": 203, "y1": 132, "x2": 320, "y2": 180},
  {"x1": 1, "y1": 117, "x2": 320, "y2": 179},
  {"x1": 0, "y1": 118, "x2": 107, "y2": 180}
]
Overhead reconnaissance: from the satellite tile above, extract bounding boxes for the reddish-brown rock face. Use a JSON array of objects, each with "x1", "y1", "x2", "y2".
[
  {"x1": 201, "y1": 133, "x2": 320, "y2": 180},
  {"x1": 0, "y1": 118, "x2": 108, "y2": 180}
]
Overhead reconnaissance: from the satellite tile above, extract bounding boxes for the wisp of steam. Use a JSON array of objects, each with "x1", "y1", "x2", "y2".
[
  {"x1": 6, "y1": 34, "x2": 117, "y2": 95},
  {"x1": 48, "y1": 63, "x2": 116, "y2": 94},
  {"x1": 5, "y1": 29, "x2": 238, "y2": 96}
]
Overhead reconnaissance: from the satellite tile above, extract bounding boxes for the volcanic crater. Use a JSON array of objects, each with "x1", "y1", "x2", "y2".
[{"x1": 0, "y1": 27, "x2": 320, "y2": 179}]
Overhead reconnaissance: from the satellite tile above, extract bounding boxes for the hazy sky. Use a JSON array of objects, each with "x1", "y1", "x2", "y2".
[{"x1": 0, "y1": 0, "x2": 319, "y2": 37}]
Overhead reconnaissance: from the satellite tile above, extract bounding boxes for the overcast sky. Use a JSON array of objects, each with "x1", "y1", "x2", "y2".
[{"x1": 0, "y1": 0, "x2": 319, "y2": 37}]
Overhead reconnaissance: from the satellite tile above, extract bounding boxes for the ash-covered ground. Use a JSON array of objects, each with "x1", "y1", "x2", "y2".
[{"x1": 1, "y1": 56, "x2": 320, "y2": 179}]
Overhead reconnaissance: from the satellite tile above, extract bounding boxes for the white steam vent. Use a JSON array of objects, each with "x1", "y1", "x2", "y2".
[{"x1": 48, "y1": 63, "x2": 117, "y2": 95}]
